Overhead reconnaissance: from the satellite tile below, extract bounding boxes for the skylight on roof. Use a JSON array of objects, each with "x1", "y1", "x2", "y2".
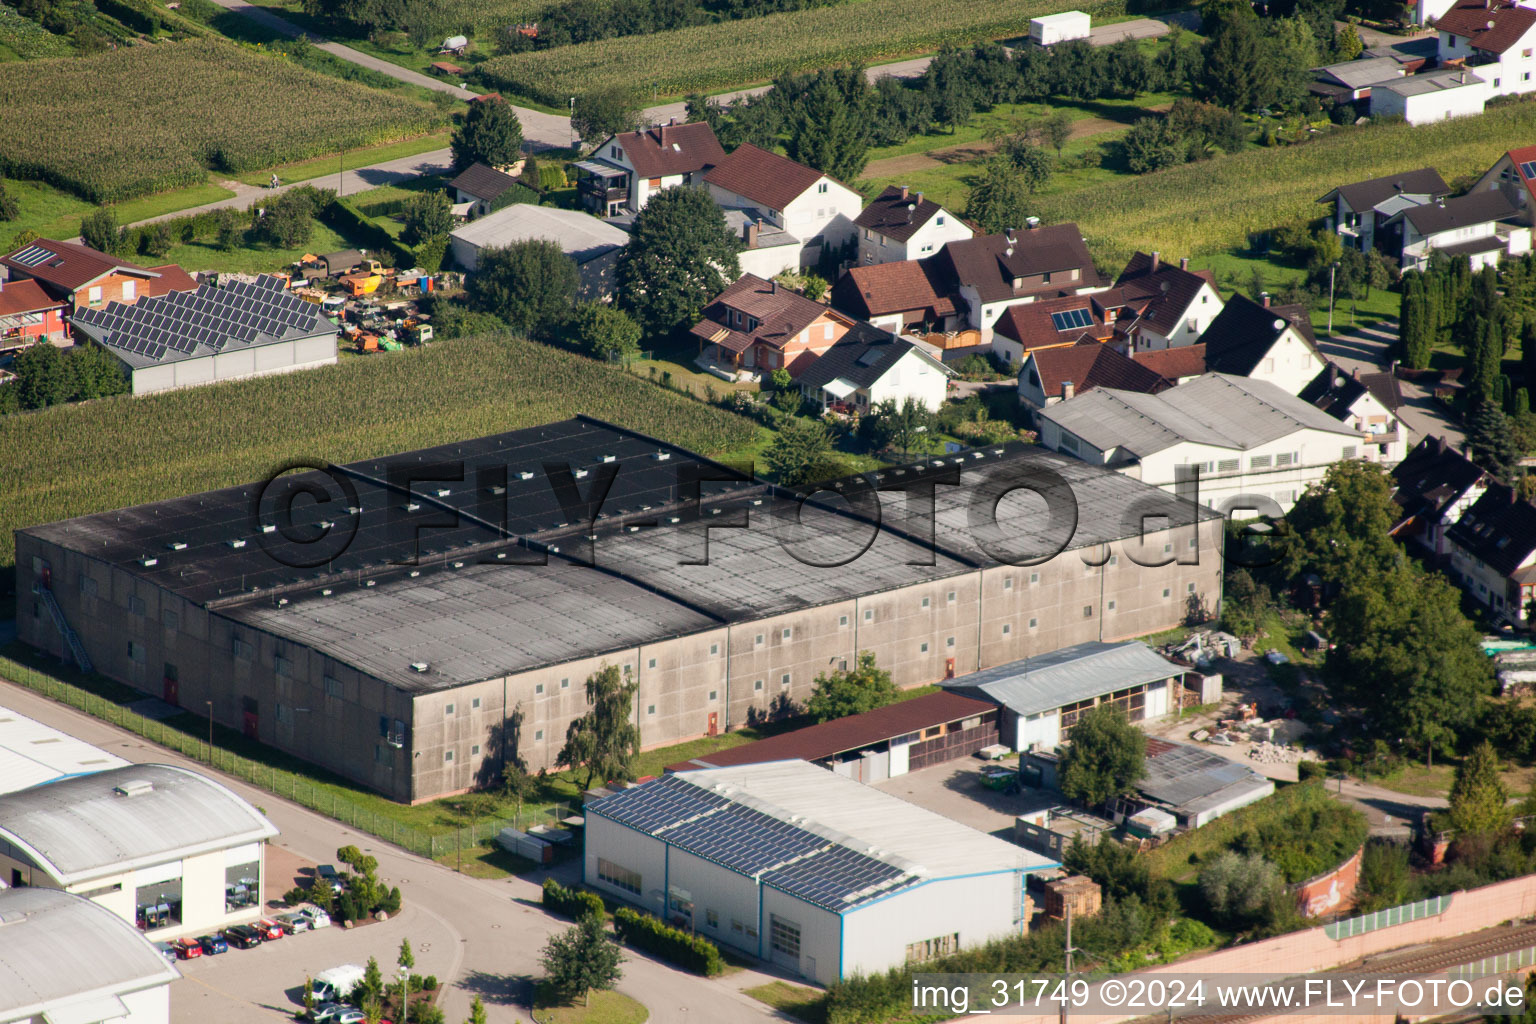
[
  {"x1": 1522, "y1": 161, "x2": 1536, "y2": 179},
  {"x1": 1050, "y1": 308, "x2": 1094, "y2": 331}
]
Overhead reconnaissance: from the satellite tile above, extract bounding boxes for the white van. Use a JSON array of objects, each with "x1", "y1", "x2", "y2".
[{"x1": 311, "y1": 964, "x2": 366, "y2": 1004}]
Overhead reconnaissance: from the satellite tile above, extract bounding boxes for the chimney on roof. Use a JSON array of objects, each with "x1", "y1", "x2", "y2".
[
  {"x1": 1179, "y1": 256, "x2": 1189, "y2": 271},
  {"x1": 1062, "y1": 380, "x2": 1076, "y2": 401},
  {"x1": 744, "y1": 220, "x2": 759, "y2": 247},
  {"x1": 915, "y1": 191, "x2": 924, "y2": 205},
  {"x1": 1261, "y1": 292, "x2": 1271, "y2": 308},
  {"x1": 770, "y1": 278, "x2": 778, "y2": 294},
  {"x1": 900, "y1": 185, "x2": 909, "y2": 200},
  {"x1": 1150, "y1": 251, "x2": 1161, "y2": 272},
  {"x1": 670, "y1": 116, "x2": 679, "y2": 126}
]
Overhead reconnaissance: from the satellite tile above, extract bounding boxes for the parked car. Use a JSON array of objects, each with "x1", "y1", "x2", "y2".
[
  {"x1": 198, "y1": 934, "x2": 228, "y2": 955},
  {"x1": 153, "y1": 941, "x2": 177, "y2": 964},
  {"x1": 276, "y1": 912, "x2": 311, "y2": 934},
  {"x1": 315, "y1": 864, "x2": 343, "y2": 893},
  {"x1": 223, "y1": 924, "x2": 262, "y2": 949},
  {"x1": 172, "y1": 937, "x2": 204, "y2": 960},
  {"x1": 256, "y1": 918, "x2": 285, "y2": 940},
  {"x1": 310, "y1": 1002, "x2": 349, "y2": 1022},
  {"x1": 299, "y1": 905, "x2": 332, "y2": 929}
]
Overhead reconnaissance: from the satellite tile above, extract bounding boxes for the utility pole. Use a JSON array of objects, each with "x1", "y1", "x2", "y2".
[
  {"x1": 1327, "y1": 260, "x2": 1340, "y2": 334},
  {"x1": 1060, "y1": 903, "x2": 1075, "y2": 1024}
]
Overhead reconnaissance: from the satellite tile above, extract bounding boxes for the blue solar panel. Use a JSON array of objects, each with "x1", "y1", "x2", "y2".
[
  {"x1": 1050, "y1": 308, "x2": 1094, "y2": 331},
  {"x1": 663, "y1": 804, "x2": 827, "y2": 874},
  {"x1": 593, "y1": 775, "x2": 730, "y2": 833},
  {"x1": 1521, "y1": 161, "x2": 1536, "y2": 180},
  {"x1": 762, "y1": 844, "x2": 909, "y2": 910}
]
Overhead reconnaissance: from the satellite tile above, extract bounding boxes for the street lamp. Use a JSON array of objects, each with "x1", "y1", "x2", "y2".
[
  {"x1": 569, "y1": 96, "x2": 576, "y2": 149},
  {"x1": 205, "y1": 700, "x2": 213, "y2": 763},
  {"x1": 1327, "y1": 260, "x2": 1340, "y2": 334},
  {"x1": 397, "y1": 964, "x2": 409, "y2": 1021}
]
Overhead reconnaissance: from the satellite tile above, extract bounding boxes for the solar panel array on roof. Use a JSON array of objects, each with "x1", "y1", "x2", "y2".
[
  {"x1": 761, "y1": 842, "x2": 908, "y2": 910},
  {"x1": 591, "y1": 773, "x2": 730, "y2": 833},
  {"x1": 9, "y1": 244, "x2": 55, "y2": 268},
  {"x1": 1050, "y1": 308, "x2": 1093, "y2": 331},
  {"x1": 1521, "y1": 161, "x2": 1536, "y2": 179},
  {"x1": 662, "y1": 803, "x2": 826, "y2": 874}
]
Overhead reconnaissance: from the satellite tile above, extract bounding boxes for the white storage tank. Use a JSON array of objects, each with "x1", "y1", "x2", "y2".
[{"x1": 1030, "y1": 11, "x2": 1091, "y2": 45}]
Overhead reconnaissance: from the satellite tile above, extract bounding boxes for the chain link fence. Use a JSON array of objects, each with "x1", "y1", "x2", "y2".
[{"x1": 0, "y1": 654, "x2": 569, "y2": 862}]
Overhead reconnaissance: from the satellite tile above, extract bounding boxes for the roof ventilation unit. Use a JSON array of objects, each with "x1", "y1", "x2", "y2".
[
  {"x1": 600, "y1": 454, "x2": 617, "y2": 463},
  {"x1": 167, "y1": 541, "x2": 187, "y2": 551},
  {"x1": 410, "y1": 661, "x2": 429, "y2": 673},
  {"x1": 228, "y1": 539, "x2": 247, "y2": 549},
  {"x1": 139, "y1": 557, "x2": 159, "y2": 568},
  {"x1": 518, "y1": 471, "x2": 535, "y2": 481},
  {"x1": 653, "y1": 451, "x2": 671, "y2": 461},
  {"x1": 113, "y1": 779, "x2": 154, "y2": 798}
]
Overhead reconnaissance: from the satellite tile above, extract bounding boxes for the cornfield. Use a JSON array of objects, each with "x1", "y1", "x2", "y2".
[
  {"x1": 0, "y1": 4, "x2": 74, "y2": 58},
  {"x1": 0, "y1": 38, "x2": 439, "y2": 202},
  {"x1": 1033, "y1": 100, "x2": 1536, "y2": 266},
  {"x1": 478, "y1": 0, "x2": 1124, "y2": 105},
  {"x1": 0, "y1": 334, "x2": 757, "y2": 575}
]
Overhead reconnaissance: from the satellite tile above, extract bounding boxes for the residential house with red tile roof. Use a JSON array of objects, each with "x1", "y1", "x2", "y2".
[
  {"x1": 1445, "y1": 483, "x2": 1536, "y2": 627},
  {"x1": 1, "y1": 239, "x2": 196, "y2": 314},
  {"x1": 854, "y1": 185, "x2": 972, "y2": 265},
  {"x1": 796, "y1": 321, "x2": 953, "y2": 414},
  {"x1": 927, "y1": 222, "x2": 1103, "y2": 333},
  {"x1": 1130, "y1": 344, "x2": 1207, "y2": 384},
  {"x1": 1109, "y1": 252, "x2": 1224, "y2": 351},
  {"x1": 991, "y1": 293, "x2": 1116, "y2": 366},
  {"x1": 0, "y1": 277, "x2": 67, "y2": 352},
  {"x1": 828, "y1": 259, "x2": 962, "y2": 334},
  {"x1": 1472, "y1": 143, "x2": 1536, "y2": 226},
  {"x1": 1016, "y1": 338, "x2": 1172, "y2": 411},
  {"x1": 689, "y1": 273, "x2": 858, "y2": 376},
  {"x1": 705, "y1": 143, "x2": 863, "y2": 274},
  {"x1": 1434, "y1": 0, "x2": 1536, "y2": 100},
  {"x1": 576, "y1": 120, "x2": 726, "y2": 217}
]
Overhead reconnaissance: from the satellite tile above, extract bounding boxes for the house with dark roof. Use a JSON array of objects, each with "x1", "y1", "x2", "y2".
[
  {"x1": 705, "y1": 143, "x2": 863, "y2": 272},
  {"x1": 1017, "y1": 338, "x2": 1172, "y2": 410},
  {"x1": 1198, "y1": 292, "x2": 1326, "y2": 395},
  {"x1": 795, "y1": 322, "x2": 952, "y2": 414},
  {"x1": 1108, "y1": 252, "x2": 1223, "y2": 351},
  {"x1": 1378, "y1": 189, "x2": 1529, "y2": 270},
  {"x1": 1131, "y1": 343, "x2": 1207, "y2": 383},
  {"x1": 1, "y1": 239, "x2": 196, "y2": 313},
  {"x1": 690, "y1": 273, "x2": 859, "y2": 377},
  {"x1": 1319, "y1": 167, "x2": 1451, "y2": 253},
  {"x1": 928, "y1": 223, "x2": 1103, "y2": 333},
  {"x1": 1299, "y1": 362, "x2": 1406, "y2": 464},
  {"x1": 1434, "y1": 0, "x2": 1536, "y2": 101},
  {"x1": 574, "y1": 119, "x2": 725, "y2": 217},
  {"x1": 991, "y1": 293, "x2": 1116, "y2": 366},
  {"x1": 854, "y1": 185, "x2": 973, "y2": 265},
  {"x1": 1445, "y1": 483, "x2": 1536, "y2": 626},
  {"x1": 1472, "y1": 144, "x2": 1536, "y2": 227},
  {"x1": 448, "y1": 162, "x2": 523, "y2": 218},
  {"x1": 829, "y1": 258, "x2": 962, "y2": 334},
  {"x1": 1391, "y1": 434, "x2": 1489, "y2": 558},
  {"x1": 0, "y1": 276, "x2": 68, "y2": 352}
]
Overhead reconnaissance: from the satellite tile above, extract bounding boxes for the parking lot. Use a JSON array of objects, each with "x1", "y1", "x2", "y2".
[{"x1": 874, "y1": 758, "x2": 1048, "y2": 841}]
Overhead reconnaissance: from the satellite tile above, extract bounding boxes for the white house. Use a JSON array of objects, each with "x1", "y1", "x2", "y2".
[
  {"x1": 723, "y1": 208, "x2": 805, "y2": 280},
  {"x1": 1318, "y1": 167, "x2": 1451, "y2": 252},
  {"x1": 449, "y1": 204, "x2": 630, "y2": 299},
  {"x1": 0, "y1": 887, "x2": 180, "y2": 1024},
  {"x1": 705, "y1": 143, "x2": 863, "y2": 271},
  {"x1": 1445, "y1": 484, "x2": 1536, "y2": 627},
  {"x1": 931, "y1": 224, "x2": 1104, "y2": 334},
  {"x1": 1298, "y1": 362, "x2": 1407, "y2": 465},
  {"x1": 854, "y1": 185, "x2": 973, "y2": 265},
  {"x1": 1471, "y1": 144, "x2": 1536, "y2": 225},
  {"x1": 584, "y1": 762, "x2": 1052, "y2": 987},
  {"x1": 1030, "y1": 10, "x2": 1090, "y2": 44},
  {"x1": 574, "y1": 120, "x2": 725, "y2": 217},
  {"x1": 795, "y1": 324, "x2": 953, "y2": 414},
  {"x1": 1434, "y1": 0, "x2": 1536, "y2": 100},
  {"x1": 0, "y1": 764, "x2": 278, "y2": 940},
  {"x1": 1380, "y1": 189, "x2": 1530, "y2": 271},
  {"x1": 1109, "y1": 252, "x2": 1224, "y2": 351},
  {"x1": 1369, "y1": 68, "x2": 1489, "y2": 124},
  {"x1": 1035, "y1": 373, "x2": 1387, "y2": 515},
  {"x1": 1198, "y1": 293, "x2": 1326, "y2": 396},
  {"x1": 1391, "y1": 434, "x2": 1489, "y2": 559}
]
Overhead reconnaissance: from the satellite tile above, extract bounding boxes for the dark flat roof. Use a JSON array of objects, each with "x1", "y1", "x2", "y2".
[{"x1": 664, "y1": 691, "x2": 996, "y2": 771}]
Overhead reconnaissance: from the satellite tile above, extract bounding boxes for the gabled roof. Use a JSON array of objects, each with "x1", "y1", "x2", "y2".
[
  {"x1": 1360, "y1": 370, "x2": 1403, "y2": 412},
  {"x1": 0, "y1": 278, "x2": 62, "y2": 318},
  {"x1": 1299, "y1": 362, "x2": 1372, "y2": 419},
  {"x1": 1445, "y1": 483, "x2": 1536, "y2": 575},
  {"x1": 931, "y1": 224, "x2": 1102, "y2": 304},
  {"x1": 143, "y1": 264, "x2": 199, "y2": 298},
  {"x1": 796, "y1": 321, "x2": 950, "y2": 390},
  {"x1": 449, "y1": 203, "x2": 629, "y2": 262},
  {"x1": 1397, "y1": 190, "x2": 1518, "y2": 236},
  {"x1": 945, "y1": 640, "x2": 1186, "y2": 718},
  {"x1": 1499, "y1": 143, "x2": 1536, "y2": 206},
  {"x1": 1, "y1": 239, "x2": 157, "y2": 294},
  {"x1": 1025, "y1": 339, "x2": 1171, "y2": 400},
  {"x1": 1131, "y1": 344, "x2": 1207, "y2": 380},
  {"x1": 689, "y1": 273, "x2": 836, "y2": 355},
  {"x1": 830, "y1": 258, "x2": 958, "y2": 319},
  {"x1": 1199, "y1": 293, "x2": 1318, "y2": 377},
  {"x1": 1320, "y1": 167, "x2": 1450, "y2": 212},
  {"x1": 1313, "y1": 56, "x2": 1406, "y2": 91},
  {"x1": 704, "y1": 143, "x2": 827, "y2": 212},
  {"x1": 610, "y1": 121, "x2": 725, "y2": 179},
  {"x1": 1436, "y1": 0, "x2": 1536, "y2": 52},
  {"x1": 1111, "y1": 252, "x2": 1218, "y2": 337},
  {"x1": 1392, "y1": 434, "x2": 1486, "y2": 519},
  {"x1": 854, "y1": 185, "x2": 949, "y2": 243},
  {"x1": 994, "y1": 293, "x2": 1114, "y2": 353},
  {"x1": 448, "y1": 161, "x2": 521, "y2": 202},
  {"x1": 0, "y1": 763, "x2": 277, "y2": 886}
]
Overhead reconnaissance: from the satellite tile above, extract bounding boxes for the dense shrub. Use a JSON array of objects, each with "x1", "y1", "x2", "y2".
[
  {"x1": 541, "y1": 877, "x2": 603, "y2": 922},
  {"x1": 612, "y1": 906, "x2": 724, "y2": 976}
]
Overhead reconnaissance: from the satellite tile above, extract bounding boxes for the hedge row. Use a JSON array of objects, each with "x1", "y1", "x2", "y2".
[
  {"x1": 542, "y1": 878, "x2": 604, "y2": 922},
  {"x1": 612, "y1": 906, "x2": 725, "y2": 976}
]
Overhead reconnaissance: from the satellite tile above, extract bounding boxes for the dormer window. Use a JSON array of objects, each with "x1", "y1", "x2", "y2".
[
  {"x1": 1042, "y1": 272, "x2": 1052, "y2": 284},
  {"x1": 1012, "y1": 277, "x2": 1023, "y2": 290},
  {"x1": 746, "y1": 316, "x2": 758, "y2": 331}
]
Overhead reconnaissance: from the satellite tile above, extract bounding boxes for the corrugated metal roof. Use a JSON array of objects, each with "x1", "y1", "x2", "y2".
[
  {"x1": 0, "y1": 703, "x2": 127, "y2": 795},
  {"x1": 0, "y1": 887, "x2": 179, "y2": 1020},
  {"x1": 1139, "y1": 738, "x2": 1274, "y2": 818},
  {"x1": 0, "y1": 764, "x2": 277, "y2": 886},
  {"x1": 944, "y1": 640, "x2": 1184, "y2": 717},
  {"x1": 449, "y1": 204, "x2": 629, "y2": 263}
]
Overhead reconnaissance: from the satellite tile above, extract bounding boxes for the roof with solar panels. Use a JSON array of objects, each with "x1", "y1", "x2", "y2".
[
  {"x1": 588, "y1": 761, "x2": 1053, "y2": 911},
  {"x1": 68, "y1": 274, "x2": 337, "y2": 367}
]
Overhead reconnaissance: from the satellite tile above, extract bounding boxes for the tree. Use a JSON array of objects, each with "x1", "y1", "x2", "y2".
[
  {"x1": 362, "y1": 956, "x2": 385, "y2": 1003},
  {"x1": 397, "y1": 938, "x2": 415, "y2": 1020},
  {"x1": 1469, "y1": 314, "x2": 1505, "y2": 406},
  {"x1": 763, "y1": 418, "x2": 836, "y2": 487},
  {"x1": 1121, "y1": 117, "x2": 1187, "y2": 174},
  {"x1": 1002, "y1": 139, "x2": 1053, "y2": 192},
  {"x1": 250, "y1": 186, "x2": 327, "y2": 249},
  {"x1": 783, "y1": 69, "x2": 870, "y2": 181},
  {"x1": 1266, "y1": 16, "x2": 1320, "y2": 110},
  {"x1": 465, "y1": 996, "x2": 488, "y2": 1024},
  {"x1": 1041, "y1": 110, "x2": 1073, "y2": 156},
  {"x1": 0, "y1": 181, "x2": 18, "y2": 222},
  {"x1": 806, "y1": 651, "x2": 898, "y2": 722},
  {"x1": 564, "y1": 303, "x2": 642, "y2": 363},
  {"x1": 1400, "y1": 271, "x2": 1433, "y2": 369},
  {"x1": 885, "y1": 396, "x2": 939, "y2": 457},
  {"x1": 362, "y1": 997, "x2": 384, "y2": 1024},
  {"x1": 540, "y1": 916, "x2": 623, "y2": 1007},
  {"x1": 466, "y1": 240, "x2": 578, "y2": 337},
  {"x1": 303, "y1": 977, "x2": 316, "y2": 1017},
  {"x1": 1198, "y1": 0, "x2": 1268, "y2": 111},
  {"x1": 1058, "y1": 703, "x2": 1147, "y2": 808},
  {"x1": 1199, "y1": 851, "x2": 1281, "y2": 927},
  {"x1": 557, "y1": 665, "x2": 640, "y2": 791},
  {"x1": 65, "y1": 342, "x2": 127, "y2": 401},
  {"x1": 1466, "y1": 403, "x2": 1522, "y2": 484},
  {"x1": 401, "y1": 190, "x2": 453, "y2": 247},
  {"x1": 501, "y1": 761, "x2": 536, "y2": 829},
  {"x1": 14, "y1": 342, "x2": 70, "y2": 410},
  {"x1": 451, "y1": 97, "x2": 524, "y2": 171},
  {"x1": 1280, "y1": 460, "x2": 1402, "y2": 589},
  {"x1": 572, "y1": 86, "x2": 641, "y2": 143},
  {"x1": 7, "y1": 228, "x2": 38, "y2": 253},
  {"x1": 616, "y1": 186, "x2": 740, "y2": 335},
  {"x1": 214, "y1": 207, "x2": 243, "y2": 251},
  {"x1": 1447, "y1": 741, "x2": 1512, "y2": 837},
  {"x1": 1336, "y1": 22, "x2": 1363, "y2": 60},
  {"x1": 1355, "y1": 841, "x2": 1414, "y2": 913},
  {"x1": 965, "y1": 157, "x2": 1032, "y2": 235},
  {"x1": 80, "y1": 208, "x2": 118, "y2": 255},
  {"x1": 1221, "y1": 568, "x2": 1271, "y2": 637}
]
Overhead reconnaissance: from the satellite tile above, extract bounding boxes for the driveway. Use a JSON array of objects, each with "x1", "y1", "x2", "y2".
[
  {"x1": 1316, "y1": 319, "x2": 1465, "y2": 448},
  {"x1": 0, "y1": 679, "x2": 790, "y2": 1024}
]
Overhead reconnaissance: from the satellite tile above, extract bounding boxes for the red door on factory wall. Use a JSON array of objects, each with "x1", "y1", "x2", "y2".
[
  {"x1": 162, "y1": 664, "x2": 179, "y2": 706},
  {"x1": 707, "y1": 712, "x2": 718, "y2": 737}
]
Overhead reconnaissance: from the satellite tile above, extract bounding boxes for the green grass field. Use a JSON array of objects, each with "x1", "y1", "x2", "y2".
[
  {"x1": 3, "y1": 177, "x2": 238, "y2": 245},
  {"x1": 232, "y1": 130, "x2": 451, "y2": 187}
]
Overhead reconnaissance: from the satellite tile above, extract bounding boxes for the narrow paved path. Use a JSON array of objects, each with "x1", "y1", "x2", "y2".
[{"x1": 1317, "y1": 318, "x2": 1466, "y2": 448}]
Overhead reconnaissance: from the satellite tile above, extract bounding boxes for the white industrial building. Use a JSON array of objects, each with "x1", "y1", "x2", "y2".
[
  {"x1": 1030, "y1": 10, "x2": 1090, "y2": 44},
  {"x1": 584, "y1": 761, "x2": 1053, "y2": 985},
  {"x1": 0, "y1": 703, "x2": 128, "y2": 794},
  {"x1": 0, "y1": 764, "x2": 277, "y2": 938},
  {"x1": 943, "y1": 640, "x2": 1209, "y2": 752},
  {"x1": 449, "y1": 204, "x2": 630, "y2": 299},
  {"x1": 0, "y1": 887, "x2": 179, "y2": 1024}
]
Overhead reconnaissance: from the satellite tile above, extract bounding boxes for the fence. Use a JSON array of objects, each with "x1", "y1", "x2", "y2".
[
  {"x1": 1324, "y1": 893, "x2": 1453, "y2": 940},
  {"x1": 0, "y1": 654, "x2": 569, "y2": 862}
]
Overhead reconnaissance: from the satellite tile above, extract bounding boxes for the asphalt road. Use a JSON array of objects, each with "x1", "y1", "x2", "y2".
[
  {"x1": 1315, "y1": 319, "x2": 1466, "y2": 448},
  {"x1": 0, "y1": 678, "x2": 789, "y2": 1024}
]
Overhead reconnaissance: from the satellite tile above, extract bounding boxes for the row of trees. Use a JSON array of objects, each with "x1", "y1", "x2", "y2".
[{"x1": 0, "y1": 341, "x2": 127, "y2": 414}]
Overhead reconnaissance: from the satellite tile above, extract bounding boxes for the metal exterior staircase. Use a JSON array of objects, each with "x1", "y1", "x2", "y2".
[{"x1": 32, "y1": 582, "x2": 92, "y2": 673}]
